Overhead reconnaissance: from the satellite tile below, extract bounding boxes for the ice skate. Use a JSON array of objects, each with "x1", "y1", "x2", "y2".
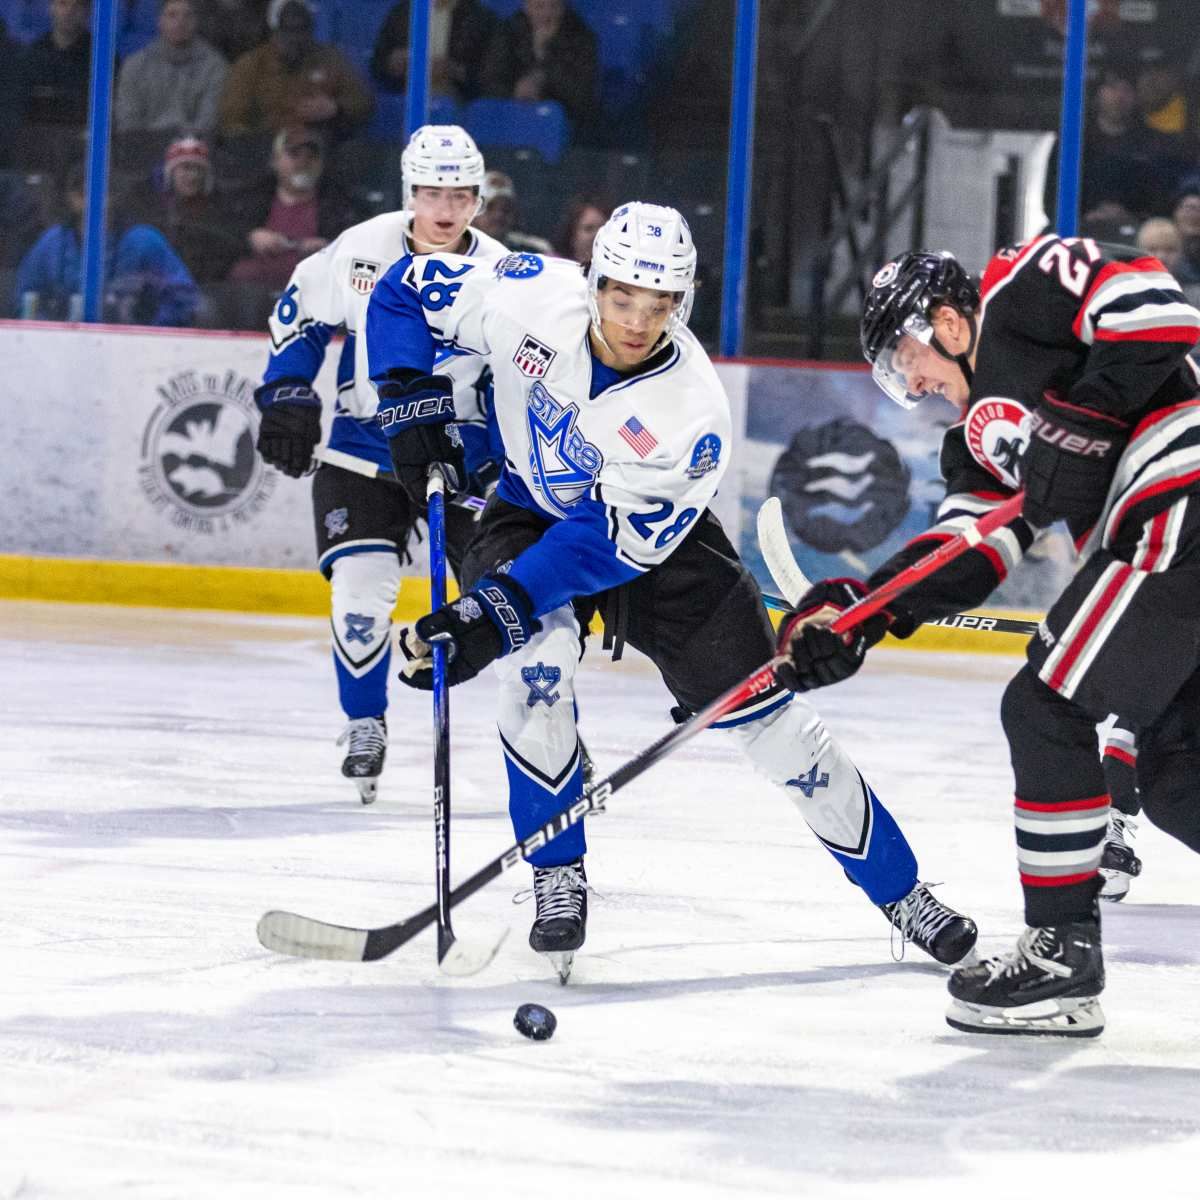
[
  {"x1": 1099, "y1": 811, "x2": 1141, "y2": 902},
  {"x1": 336, "y1": 715, "x2": 387, "y2": 804},
  {"x1": 946, "y1": 920, "x2": 1105, "y2": 1037},
  {"x1": 880, "y1": 883, "x2": 978, "y2": 965},
  {"x1": 520, "y1": 858, "x2": 589, "y2": 984}
]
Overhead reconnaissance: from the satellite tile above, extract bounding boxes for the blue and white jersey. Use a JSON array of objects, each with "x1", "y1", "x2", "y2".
[
  {"x1": 261, "y1": 210, "x2": 508, "y2": 470},
  {"x1": 365, "y1": 251, "x2": 731, "y2": 616}
]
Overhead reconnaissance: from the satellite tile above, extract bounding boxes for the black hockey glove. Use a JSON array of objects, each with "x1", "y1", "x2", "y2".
[
  {"x1": 377, "y1": 372, "x2": 467, "y2": 508},
  {"x1": 1020, "y1": 395, "x2": 1128, "y2": 533},
  {"x1": 254, "y1": 380, "x2": 322, "y2": 478},
  {"x1": 397, "y1": 574, "x2": 542, "y2": 691},
  {"x1": 775, "y1": 578, "x2": 892, "y2": 692}
]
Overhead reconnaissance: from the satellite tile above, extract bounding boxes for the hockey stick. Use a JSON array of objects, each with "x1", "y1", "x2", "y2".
[
  {"x1": 426, "y1": 469, "x2": 507, "y2": 976},
  {"x1": 256, "y1": 498, "x2": 1021, "y2": 964},
  {"x1": 756, "y1": 496, "x2": 1038, "y2": 637},
  {"x1": 311, "y1": 445, "x2": 487, "y2": 513}
]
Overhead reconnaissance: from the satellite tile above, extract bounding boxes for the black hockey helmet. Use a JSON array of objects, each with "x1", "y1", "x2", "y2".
[{"x1": 860, "y1": 251, "x2": 980, "y2": 408}]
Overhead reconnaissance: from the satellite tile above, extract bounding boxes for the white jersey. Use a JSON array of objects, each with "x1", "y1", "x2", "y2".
[
  {"x1": 263, "y1": 210, "x2": 507, "y2": 424},
  {"x1": 365, "y1": 252, "x2": 729, "y2": 596}
]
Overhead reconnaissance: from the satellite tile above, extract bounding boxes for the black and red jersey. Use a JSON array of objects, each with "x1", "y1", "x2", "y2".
[{"x1": 868, "y1": 235, "x2": 1200, "y2": 626}]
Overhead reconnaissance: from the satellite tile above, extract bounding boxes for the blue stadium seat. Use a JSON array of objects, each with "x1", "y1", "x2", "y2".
[
  {"x1": 367, "y1": 94, "x2": 462, "y2": 143},
  {"x1": 3, "y1": 0, "x2": 49, "y2": 43},
  {"x1": 328, "y1": 0, "x2": 394, "y2": 76},
  {"x1": 116, "y1": 0, "x2": 158, "y2": 58},
  {"x1": 479, "y1": 0, "x2": 523, "y2": 17},
  {"x1": 464, "y1": 99, "x2": 569, "y2": 165}
]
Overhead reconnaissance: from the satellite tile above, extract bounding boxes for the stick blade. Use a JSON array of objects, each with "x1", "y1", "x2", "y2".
[
  {"x1": 257, "y1": 910, "x2": 370, "y2": 962},
  {"x1": 756, "y1": 497, "x2": 810, "y2": 606},
  {"x1": 437, "y1": 927, "x2": 510, "y2": 977}
]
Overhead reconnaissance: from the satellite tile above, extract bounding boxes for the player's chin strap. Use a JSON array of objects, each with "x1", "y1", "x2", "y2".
[{"x1": 930, "y1": 310, "x2": 978, "y2": 390}]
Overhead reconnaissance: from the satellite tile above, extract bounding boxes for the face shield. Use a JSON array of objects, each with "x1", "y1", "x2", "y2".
[{"x1": 870, "y1": 310, "x2": 937, "y2": 409}]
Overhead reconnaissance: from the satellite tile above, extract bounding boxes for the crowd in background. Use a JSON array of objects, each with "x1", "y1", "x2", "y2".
[{"x1": 6, "y1": 0, "x2": 1200, "y2": 347}]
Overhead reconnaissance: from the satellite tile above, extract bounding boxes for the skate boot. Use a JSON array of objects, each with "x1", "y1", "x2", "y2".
[
  {"x1": 522, "y1": 858, "x2": 588, "y2": 984},
  {"x1": 946, "y1": 920, "x2": 1105, "y2": 1038},
  {"x1": 336, "y1": 715, "x2": 387, "y2": 805},
  {"x1": 579, "y1": 738, "x2": 596, "y2": 789},
  {"x1": 880, "y1": 883, "x2": 978, "y2": 965},
  {"x1": 1099, "y1": 811, "x2": 1141, "y2": 902}
]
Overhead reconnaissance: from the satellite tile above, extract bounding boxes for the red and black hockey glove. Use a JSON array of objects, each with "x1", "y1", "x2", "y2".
[
  {"x1": 775, "y1": 578, "x2": 893, "y2": 692},
  {"x1": 1020, "y1": 395, "x2": 1128, "y2": 532},
  {"x1": 397, "y1": 575, "x2": 542, "y2": 690}
]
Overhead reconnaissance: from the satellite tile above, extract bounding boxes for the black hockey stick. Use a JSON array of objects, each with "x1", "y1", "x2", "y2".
[
  {"x1": 756, "y1": 497, "x2": 1039, "y2": 638},
  {"x1": 425, "y1": 469, "x2": 506, "y2": 975},
  {"x1": 256, "y1": 496, "x2": 1022, "y2": 963}
]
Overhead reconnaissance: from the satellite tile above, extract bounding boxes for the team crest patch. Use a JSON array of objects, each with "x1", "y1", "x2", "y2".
[
  {"x1": 454, "y1": 596, "x2": 483, "y2": 622},
  {"x1": 964, "y1": 396, "x2": 1030, "y2": 489},
  {"x1": 495, "y1": 252, "x2": 543, "y2": 280},
  {"x1": 872, "y1": 260, "x2": 900, "y2": 288},
  {"x1": 686, "y1": 433, "x2": 722, "y2": 478},
  {"x1": 349, "y1": 258, "x2": 381, "y2": 295},
  {"x1": 324, "y1": 506, "x2": 349, "y2": 537},
  {"x1": 513, "y1": 334, "x2": 557, "y2": 378}
]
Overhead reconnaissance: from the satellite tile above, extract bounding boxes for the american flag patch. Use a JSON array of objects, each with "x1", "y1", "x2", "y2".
[{"x1": 618, "y1": 416, "x2": 658, "y2": 457}]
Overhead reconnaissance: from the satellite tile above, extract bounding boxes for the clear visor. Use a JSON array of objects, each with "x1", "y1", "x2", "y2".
[{"x1": 870, "y1": 311, "x2": 935, "y2": 409}]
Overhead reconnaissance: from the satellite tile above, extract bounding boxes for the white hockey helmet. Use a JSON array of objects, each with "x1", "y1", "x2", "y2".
[
  {"x1": 400, "y1": 124, "x2": 486, "y2": 216},
  {"x1": 587, "y1": 202, "x2": 697, "y2": 347}
]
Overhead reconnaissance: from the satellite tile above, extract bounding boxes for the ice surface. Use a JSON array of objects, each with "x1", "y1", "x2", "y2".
[{"x1": 2, "y1": 601, "x2": 1199, "y2": 1198}]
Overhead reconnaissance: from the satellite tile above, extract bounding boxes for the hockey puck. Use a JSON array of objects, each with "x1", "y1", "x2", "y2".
[{"x1": 513, "y1": 1003, "x2": 557, "y2": 1041}]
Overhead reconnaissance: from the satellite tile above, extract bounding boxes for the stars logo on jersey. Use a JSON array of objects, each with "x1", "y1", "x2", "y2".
[
  {"x1": 965, "y1": 397, "x2": 1030, "y2": 489},
  {"x1": 513, "y1": 334, "x2": 557, "y2": 378},
  {"x1": 349, "y1": 258, "x2": 381, "y2": 295},
  {"x1": 521, "y1": 662, "x2": 562, "y2": 707},
  {"x1": 495, "y1": 252, "x2": 544, "y2": 280},
  {"x1": 526, "y1": 382, "x2": 603, "y2": 516},
  {"x1": 686, "y1": 433, "x2": 722, "y2": 478}
]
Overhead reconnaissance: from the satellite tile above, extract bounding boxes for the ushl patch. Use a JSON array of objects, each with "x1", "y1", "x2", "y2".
[
  {"x1": 349, "y1": 258, "x2": 381, "y2": 295},
  {"x1": 513, "y1": 334, "x2": 557, "y2": 378},
  {"x1": 964, "y1": 396, "x2": 1030, "y2": 489}
]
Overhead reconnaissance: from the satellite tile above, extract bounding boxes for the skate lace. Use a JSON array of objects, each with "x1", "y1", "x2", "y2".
[
  {"x1": 1107, "y1": 811, "x2": 1137, "y2": 850},
  {"x1": 983, "y1": 926, "x2": 1071, "y2": 984},
  {"x1": 513, "y1": 862, "x2": 591, "y2": 921},
  {"x1": 336, "y1": 716, "x2": 386, "y2": 758},
  {"x1": 888, "y1": 883, "x2": 956, "y2": 962}
]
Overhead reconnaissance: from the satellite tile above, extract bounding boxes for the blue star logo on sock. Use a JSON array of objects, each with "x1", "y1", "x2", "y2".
[
  {"x1": 521, "y1": 662, "x2": 562, "y2": 707},
  {"x1": 786, "y1": 764, "x2": 830, "y2": 798}
]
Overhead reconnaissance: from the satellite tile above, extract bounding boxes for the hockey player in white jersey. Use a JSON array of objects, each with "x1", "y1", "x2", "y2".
[
  {"x1": 364, "y1": 202, "x2": 978, "y2": 981},
  {"x1": 253, "y1": 125, "x2": 508, "y2": 803}
]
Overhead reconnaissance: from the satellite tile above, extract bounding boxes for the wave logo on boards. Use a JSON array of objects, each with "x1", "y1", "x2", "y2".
[
  {"x1": 139, "y1": 369, "x2": 276, "y2": 534},
  {"x1": 964, "y1": 396, "x2": 1030, "y2": 489}
]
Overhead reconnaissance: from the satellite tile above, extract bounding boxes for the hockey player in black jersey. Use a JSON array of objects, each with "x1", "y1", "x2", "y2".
[{"x1": 777, "y1": 238, "x2": 1200, "y2": 1036}]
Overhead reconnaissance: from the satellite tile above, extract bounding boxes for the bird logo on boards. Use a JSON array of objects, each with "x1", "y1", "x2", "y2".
[
  {"x1": 964, "y1": 396, "x2": 1030, "y2": 489},
  {"x1": 139, "y1": 369, "x2": 276, "y2": 534}
]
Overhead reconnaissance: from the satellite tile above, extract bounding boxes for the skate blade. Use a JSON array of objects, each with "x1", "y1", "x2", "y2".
[
  {"x1": 1099, "y1": 869, "x2": 1131, "y2": 901},
  {"x1": 946, "y1": 995, "x2": 1105, "y2": 1038},
  {"x1": 542, "y1": 950, "x2": 574, "y2": 985},
  {"x1": 438, "y1": 927, "x2": 510, "y2": 977},
  {"x1": 355, "y1": 778, "x2": 379, "y2": 805}
]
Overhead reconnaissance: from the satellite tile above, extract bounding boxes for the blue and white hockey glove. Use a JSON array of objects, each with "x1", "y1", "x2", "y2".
[
  {"x1": 377, "y1": 371, "x2": 467, "y2": 507},
  {"x1": 397, "y1": 575, "x2": 542, "y2": 690},
  {"x1": 775, "y1": 578, "x2": 893, "y2": 692},
  {"x1": 254, "y1": 380, "x2": 322, "y2": 478}
]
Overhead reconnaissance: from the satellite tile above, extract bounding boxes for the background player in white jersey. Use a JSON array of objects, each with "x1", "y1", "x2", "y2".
[
  {"x1": 363, "y1": 202, "x2": 978, "y2": 982},
  {"x1": 253, "y1": 125, "x2": 507, "y2": 803}
]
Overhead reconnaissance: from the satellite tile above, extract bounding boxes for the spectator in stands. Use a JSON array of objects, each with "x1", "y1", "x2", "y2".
[
  {"x1": 1080, "y1": 63, "x2": 1174, "y2": 222},
  {"x1": 473, "y1": 170, "x2": 553, "y2": 253},
  {"x1": 115, "y1": 0, "x2": 228, "y2": 136},
  {"x1": 227, "y1": 124, "x2": 356, "y2": 289},
  {"x1": 553, "y1": 194, "x2": 608, "y2": 265},
  {"x1": 13, "y1": 161, "x2": 200, "y2": 326},
  {"x1": 120, "y1": 135, "x2": 246, "y2": 284},
  {"x1": 1136, "y1": 61, "x2": 1196, "y2": 198},
  {"x1": 482, "y1": 0, "x2": 598, "y2": 131},
  {"x1": 1172, "y1": 183, "x2": 1200, "y2": 284},
  {"x1": 371, "y1": 0, "x2": 495, "y2": 103},
  {"x1": 218, "y1": 0, "x2": 374, "y2": 142},
  {"x1": 0, "y1": 173, "x2": 48, "y2": 272},
  {"x1": 0, "y1": 17, "x2": 22, "y2": 168},
  {"x1": 194, "y1": 0, "x2": 269, "y2": 63},
  {"x1": 21, "y1": 0, "x2": 92, "y2": 127},
  {"x1": 1136, "y1": 216, "x2": 1185, "y2": 275}
]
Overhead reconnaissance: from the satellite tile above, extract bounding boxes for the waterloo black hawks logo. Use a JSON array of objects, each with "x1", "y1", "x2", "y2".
[
  {"x1": 513, "y1": 334, "x2": 557, "y2": 378},
  {"x1": 139, "y1": 369, "x2": 276, "y2": 534},
  {"x1": 350, "y1": 258, "x2": 381, "y2": 295},
  {"x1": 964, "y1": 397, "x2": 1030, "y2": 489}
]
